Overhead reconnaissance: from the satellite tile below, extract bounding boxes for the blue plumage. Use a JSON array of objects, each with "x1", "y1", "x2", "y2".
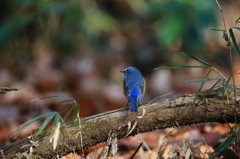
[{"x1": 121, "y1": 66, "x2": 145, "y2": 112}]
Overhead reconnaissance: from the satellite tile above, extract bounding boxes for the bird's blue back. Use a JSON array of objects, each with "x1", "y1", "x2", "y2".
[{"x1": 121, "y1": 67, "x2": 145, "y2": 112}]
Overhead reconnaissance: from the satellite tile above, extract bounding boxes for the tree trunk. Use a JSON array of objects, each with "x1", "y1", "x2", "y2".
[{"x1": 1, "y1": 85, "x2": 240, "y2": 158}]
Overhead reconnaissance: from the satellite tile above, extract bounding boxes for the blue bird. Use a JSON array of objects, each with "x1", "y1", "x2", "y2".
[{"x1": 121, "y1": 66, "x2": 145, "y2": 112}]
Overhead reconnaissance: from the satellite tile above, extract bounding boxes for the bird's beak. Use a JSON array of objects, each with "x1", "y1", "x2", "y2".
[{"x1": 120, "y1": 70, "x2": 125, "y2": 73}]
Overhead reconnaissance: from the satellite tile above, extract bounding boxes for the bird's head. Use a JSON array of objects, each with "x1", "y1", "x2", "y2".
[{"x1": 120, "y1": 66, "x2": 140, "y2": 75}]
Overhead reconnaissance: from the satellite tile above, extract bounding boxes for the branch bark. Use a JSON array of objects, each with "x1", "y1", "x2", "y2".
[
  {"x1": 0, "y1": 87, "x2": 18, "y2": 94},
  {"x1": 1, "y1": 86, "x2": 240, "y2": 158}
]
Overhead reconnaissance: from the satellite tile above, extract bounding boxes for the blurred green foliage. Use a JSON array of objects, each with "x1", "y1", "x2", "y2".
[
  {"x1": 152, "y1": 0, "x2": 217, "y2": 52},
  {"x1": 0, "y1": 0, "x2": 217, "y2": 56}
]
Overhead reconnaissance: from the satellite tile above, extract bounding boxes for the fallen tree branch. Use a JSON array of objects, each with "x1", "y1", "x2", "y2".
[
  {"x1": 1, "y1": 85, "x2": 240, "y2": 158},
  {"x1": 0, "y1": 87, "x2": 18, "y2": 94}
]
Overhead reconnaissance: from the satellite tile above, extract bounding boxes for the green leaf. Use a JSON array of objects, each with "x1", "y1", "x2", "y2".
[
  {"x1": 53, "y1": 113, "x2": 61, "y2": 127},
  {"x1": 15, "y1": 95, "x2": 79, "y2": 138},
  {"x1": 229, "y1": 28, "x2": 240, "y2": 57},
  {"x1": 185, "y1": 78, "x2": 222, "y2": 82},
  {"x1": 40, "y1": 96, "x2": 59, "y2": 100},
  {"x1": 198, "y1": 79, "x2": 222, "y2": 103},
  {"x1": 222, "y1": 30, "x2": 228, "y2": 40},
  {"x1": 27, "y1": 95, "x2": 76, "y2": 103},
  {"x1": 50, "y1": 113, "x2": 61, "y2": 134},
  {"x1": 193, "y1": 69, "x2": 212, "y2": 105},
  {"x1": 211, "y1": 134, "x2": 237, "y2": 158},
  {"x1": 63, "y1": 106, "x2": 75, "y2": 121},
  {"x1": 57, "y1": 95, "x2": 76, "y2": 101},
  {"x1": 27, "y1": 96, "x2": 59, "y2": 103},
  {"x1": 225, "y1": 75, "x2": 232, "y2": 88},
  {"x1": 21, "y1": 112, "x2": 52, "y2": 127},
  {"x1": 59, "y1": 102, "x2": 74, "y2": 114},
  {"x1": 14, "y1": 112, "x2": 53, "y2": 138},
  {"x1": 232, "y1": 27, "x2": 240, "y2": 31},
  {"x1": 72, "y1": 103, "x2": 80, "y2": 122},
  {"x1": 211, "y1": 28, "x2": 232, "y2": 46},
  {"x1": 153, "y1": 66, "x2": 211, "y2": 70},
  {"x1": 222, "y1": 75, "x2": 232, "y2": 102},
  {"x1": 222, "y1": 115, "x2": 237, "y2": 137},
  {"x1": 181, "y1": 52, "x2": 212, "y2": 66},
  {"x1": 236, "y1": 17, "x2": 240, "y2": 23},
  {"x1": 37, "y1": 112, "x2": 57, "y2": 134},
  {"x1": 209, "y1": 28, "x2": 225, "y2": 31},
  {"x1": 222, "y1": 31, "x2": 231, "y2": 46},
  {"x1": 57, "y1": 100, "x2": 73, "y2": 104},
  {"x1": 211, "y1": 116, "x2": 239, "y2": 159},
  {"x1": 222, "y1": 78, "x2": 225, "y2": 103}
]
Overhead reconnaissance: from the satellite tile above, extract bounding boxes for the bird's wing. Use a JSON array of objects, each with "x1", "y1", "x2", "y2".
[
  {"x1": 139, "y1": 77, "x2": 145, "y2": 95},
  {"x1": 143, "y1": 77, "x2": 146, "y2": 94},
  {"x1": 122, "y1": 79, "x2": 127, "y2": 97},
  {"x1": 123, "y1": 78, "x2": 132, "y2": 98}
]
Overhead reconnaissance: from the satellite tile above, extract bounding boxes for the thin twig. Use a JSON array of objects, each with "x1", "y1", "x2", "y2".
[
  {"x1": 148, "y1": 92, "x2": 172, "y2": 104},
  {"x1": 0, "y1": 87, "x2": 18, "y2": 93},
  {"x1": 137, "y1": 135, "x2": 151, "y2": 152},
  {"x1": 213, "y1": 68, "x2": 227, "y2": 80},
  {"x1": 175, "y1": 121, "x2": 192, "y2": 155},
  {"x1": 130, "y1": 142, "x2": 143, "y2": 159},
  {"x1": 215, "y1": 0, "x2": 239, "y2": 155},
  {"x1": 192, "y1": 124, "x2": 212, "y2": 153},
  {"x1": 215, "y1": 0, "x2": 222, "y2": 10}
]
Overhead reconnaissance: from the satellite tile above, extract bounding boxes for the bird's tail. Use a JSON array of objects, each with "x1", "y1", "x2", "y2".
[{"x1": 130, "y1": 95, "x2": 138, "y2": 112}]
